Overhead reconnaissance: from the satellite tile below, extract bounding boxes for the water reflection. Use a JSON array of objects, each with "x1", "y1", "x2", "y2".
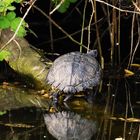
[{"x1": 44, "y1": 111, "x2": 98, "y2": 140}]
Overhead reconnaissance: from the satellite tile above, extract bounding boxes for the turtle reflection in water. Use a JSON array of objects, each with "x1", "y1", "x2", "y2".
[
  {"x1": 46, "y1": 50, "x2": 102, "y2": 102},
  {"x1": 44, "y1": 111, "x2": 97, "y2": 140}
]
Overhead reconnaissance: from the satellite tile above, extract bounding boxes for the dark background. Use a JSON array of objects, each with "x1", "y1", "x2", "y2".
[
  {"x1": 20, "y1": 0, "x2": 139, "y2": 63},
  {"x1": 25, "y1": 1, "x2": 140, "y2": 63}
]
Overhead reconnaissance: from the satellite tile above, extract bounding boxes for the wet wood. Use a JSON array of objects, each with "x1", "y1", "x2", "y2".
[
  {"x1": 0, "y1": 29, "x2": 52, "y2": 89},
  {"x1": 0, "y1": 84, "x2": 50, "y2": 111}
]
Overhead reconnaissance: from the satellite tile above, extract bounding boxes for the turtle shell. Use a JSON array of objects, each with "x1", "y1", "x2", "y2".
[
  {"x1": 46, "y1": 51, "x2": 101, "y2": 93},
  {"x1": 44, "y1": 111, "x2": 97, "y2": 140}
]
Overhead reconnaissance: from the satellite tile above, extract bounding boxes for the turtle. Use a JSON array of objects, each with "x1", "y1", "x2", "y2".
[
  {"x1": 46, "y1": 50, "x2": 102, "y2": 102},
  {"x1": 44, "y1": 111, "x2": 97, "y2": 140}
]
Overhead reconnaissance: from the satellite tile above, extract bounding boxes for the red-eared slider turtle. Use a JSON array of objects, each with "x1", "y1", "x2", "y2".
[
  {"x1": 46, "y1": 50, "x2": 101, "y2": 102},
  {"x1": 44, "y1": 111, "x2": 97, "y2": 140}
]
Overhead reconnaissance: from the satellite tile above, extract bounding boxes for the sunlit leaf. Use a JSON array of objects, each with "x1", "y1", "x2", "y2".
[
  {"x1": 14, "y1": 0, "x2": 23, "y2": 3},
  {"x1": 6, "y1": 11, "x2": 16, "y2": 21},
  {"x1": 0, "y1": 50, "x2": 11, "y2": 61},
  {"x1": 0, "y1": 7, "x2": 5, "y2": 12},
  {"x1": 15, "y1": 26, "x2": 27, "y2": 37},
  {"x1": 0, "y1": 111, "x2": 7, "y2": 116},
  {"x1": 0, "y1": 16, "x2": 10, "y2": 29},
  {"x1": 10, "y1": 17, "x2": 27, "y2": 37},
  {"x1": 7, "y1": 5, "x2": 16, "y2": 11},
  {"x1": 3, "y1": 0, "x2": 14, "y2": 6}
]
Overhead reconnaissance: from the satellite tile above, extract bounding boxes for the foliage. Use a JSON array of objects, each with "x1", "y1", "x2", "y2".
[
  {"x1": 0, "y1": 0, "x2": 27, "y2": 37},
  {"x1": 51, "y1": 0, "x2": 77, "y2": 13},
  {"x1": 0, "y1": 110, "x2": 7, "y2": 116},
  {"x1": 0, "y1": 0, "x2": 22, "y2": 15},
  {"x1": 0, "y1": 12, "x2": 28, "y2": 37},
  {"x1": 0, "y1": 50, "x2": 11, "y2": 61}
]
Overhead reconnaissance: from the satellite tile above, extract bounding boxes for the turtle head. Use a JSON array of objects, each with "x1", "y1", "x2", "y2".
[{"x1": 87, "y1": 49, "x2": 98, "y2": 57}]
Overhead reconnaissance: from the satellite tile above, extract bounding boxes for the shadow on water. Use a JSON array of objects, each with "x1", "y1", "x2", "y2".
[{"x1": 0, "y1": 69, "x2": 140, "y2": 140}]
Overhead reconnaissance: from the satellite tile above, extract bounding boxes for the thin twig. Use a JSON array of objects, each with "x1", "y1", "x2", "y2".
[
  {"x1": 39, "y1": 17, "x2": 104, "y2": 46},
  {"x1": 137, "y1": 125, "x2": 140, "y2": 140},
  {"x1": 13, "y1": 39, "x2": 22, "y2": 59},
  {"x1": 49, "y1": 3, "x2": 54, "y2": 52},
  {"x1": 80, "y1": 0, "x2": 87, "y2": 52},
  {"x1": 49, "y1": 0, "x2": 64, "y2": 15},
  {"x1": 0, "y1": 0, "x2": 37, "y2": 52},
  {"x1": 93, "y1": 0, "x2": 103, "y2": 69},
  {"x1": 130, "y1": 15, "x2": 140, "y2": 64},
  {"x1": 117, "y1": 1, "x2": 121, "y2": 64},
  {"x1": 87, "y1": 0, "x2": 94, "y2": 51},
  {"x1": 133, "y1": 1, "x2": 140, "y2": 12},
  {"x1": 96, "y1": 0, "x2": 140, "y2": 15},
  {"x1": 33, "y1": 5, "x2": 88, "y2": 50},
  {"x1": 128, "y1": 13, "x2": 135, "y2": 68}
]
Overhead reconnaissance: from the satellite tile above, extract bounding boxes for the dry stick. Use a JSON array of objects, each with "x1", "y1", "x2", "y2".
[
  {"x1": 128, "y1": 1, "x2": 140, "y2": 65},
  {"x1": 80, "y1": 0, "x2": 87, "y2": 52},
  {"x1": 13, "y1": 39, "x2": 22, "y2": 60},
  {"x1": 125, "y1": 79, "x2": 135, "y2": 138},
  {"x1": 117, "y1": 2, "x2": 121, "y2": 64},
  {"x1": 123, "y1": 82, "x2": 129, "y2": 139},
  {"x1": 137, "y1": 125, "x2": 140, "y2": 140},
  {"x1": 130, "y1": 15, "x2": 140, "y2": 64},
  {"x1": 133, "y1": 1, "x2": 140, "y2": 12},
  {"x1": 106, "y1": 3, "x2": 113, "y2": 65},
  {"x1": 131, "y1": 31, "x2": 140, "y2": 64},
  {"x1": 108, "y1": 81, "x2": 119, "y2": 140},
  {"x1": 0, "y1": 0, "x2": 37, "y2": 52},
  {"x1": 33, "y1": 5, "x2": 88, "y2": 50},
  {"x1": 93, "y1": 0, "x2": 103, "y2": 69},
  {"x1": 103, "y1": 80, "x2": 112, "y2": 140},
  {"x1": 109, "y1": 117, "x2": 140, "y2": 122},
  {"x1": 128, "y1": 13, "x2": 135, "y2": 68},
  {"x1": 110, "y1": 0, "x2": 116, "y2": 65},
  {"x1": 96, "y1": 0, "x2": 140, "y2": 15},
  {"x1": 43, "y1": 17, "x2": 104, "y2": 45},
  {"x1": 87, "y1": 0, "x2": 94, "y2": 51},
  {"x1": 49, "y1": 3, "x2": 54, "y2": 52},
  {"x1": 49, "y1": 0, "x2": 64, "y2": 15},
  {"x1": 126, "y1": 80, "x2": 136, "y2": 136}
]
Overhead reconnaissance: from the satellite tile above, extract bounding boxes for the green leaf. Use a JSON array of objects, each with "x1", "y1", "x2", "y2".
[
  {"x1": 6, "y1": 11, "x2": 16, "y2": 21},
  {"x1": 0, "y1": 111, "x2": 7, "y2": 116},
  {"x1": 0, "y1": 1, "x2": 4, "y2": 6},
  {"x1": 69, "y1": 0, "x2": 77, "y2": 3},
  {"x1": 57, "y1": 0, "x2": 70, "y2": 13},
  {"x1": 14, "y1": 26, "x2": 27, "y2": 37},
  {"x1": 7, "y1": 5, "x2": 16, "y2": 11},
  {"x1": 57, "y1": 6, "x2": 67, "y2": 13},
  {"x1": 10, "y1": 18, "x2": 27, "y2": 37},
  {"x1": 0, "y1": 16, "x2": 10, "y2": 29},
  {"x1": 64, "y1": 0, "x2": 70, "y2": 8},
  {"x1": 0, "y1": 50, "x2": 11, "y2": 61},
  {"x1": 3, "y1": 0, "x2": 14, "y2": 6},
  {"x1": 0, "y1": 7, "x2": 5, "y2": 12},
  {"x1": 14, "y1": 0, "x2": 23, "y2": 3}
]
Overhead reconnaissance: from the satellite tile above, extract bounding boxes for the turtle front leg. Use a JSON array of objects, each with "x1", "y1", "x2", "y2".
[{"x1": 52, "y1": 92, "x2": 59, "y2": 103}]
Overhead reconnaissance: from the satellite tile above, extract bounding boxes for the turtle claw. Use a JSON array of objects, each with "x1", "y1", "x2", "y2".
[{"x1": 63, "y1": 93, "x2": 74, "y2": 102}]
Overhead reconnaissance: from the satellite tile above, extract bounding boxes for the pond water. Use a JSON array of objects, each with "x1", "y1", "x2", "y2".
[{"x1": 0, "y1": 72, "x2": 139, "y2": 140}]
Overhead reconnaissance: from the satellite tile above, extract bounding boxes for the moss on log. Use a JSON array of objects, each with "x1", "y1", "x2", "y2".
[{"x1": 0, "y1": 29, "x2": 52, "y2": 89}]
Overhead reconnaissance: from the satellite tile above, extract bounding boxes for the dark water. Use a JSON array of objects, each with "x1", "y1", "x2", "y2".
[{"x1": 0, "y1": 73, "x2": 139, "y2": 140}]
